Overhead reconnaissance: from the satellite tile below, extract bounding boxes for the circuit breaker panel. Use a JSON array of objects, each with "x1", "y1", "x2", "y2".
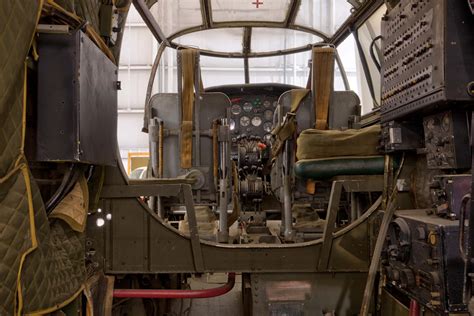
[{"x1": 381, "y1": 0, "x2": 474, "y2": 121}]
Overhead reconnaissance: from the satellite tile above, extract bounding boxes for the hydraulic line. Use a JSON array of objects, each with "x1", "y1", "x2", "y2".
[
  {"x1": 113, "y1": 273, "x2": 236, "y2": 299},
  {"x1": 409, "y1": 299, "x2": 420, "y2": 316}
]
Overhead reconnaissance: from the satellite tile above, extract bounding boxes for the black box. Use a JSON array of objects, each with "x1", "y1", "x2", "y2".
[
  {"x1": 384, "y1": 210, "x2": 467, "y2": 314},
  {"x1": 34, "y1": 29, "x2": 117, "y2": 166}
]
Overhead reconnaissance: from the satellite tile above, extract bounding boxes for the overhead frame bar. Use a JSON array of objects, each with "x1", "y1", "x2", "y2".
[
  {"x1": 285, "y1": 0, "x2": 301, "y2": 27},
  {"x1": 200, "y1": 0, "x2": 212, "y2": 29},
  {"x1": 136, "y1": 0, "x2": 384, "y2": 60},
  {"x1": 133, "y1": 0, "x2": 170, "y2": 46},
  {"x1": 243, "y1": 27, "x2": 252, "y2": 83},
  {"x1": 167, "y1": 23, "x2": 330, "y2": 44}
]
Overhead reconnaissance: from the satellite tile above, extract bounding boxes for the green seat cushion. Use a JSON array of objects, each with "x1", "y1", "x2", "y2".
[{"x1": 294, "y1": 156, "x2": 386, "y2": 180}]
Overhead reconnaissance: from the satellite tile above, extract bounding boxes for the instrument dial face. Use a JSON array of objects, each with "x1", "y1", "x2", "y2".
[
  {"x1": 264, "y1": 110, "x2": 273, "y2": 121},
  {"x1": 229, "y1": 119, "x2": 236, "y2": 130},
  {"x1": 243, "y1": 102, "x2": 253, "y2": 112},
  {"x1": 263, "y1": 100, "x2": 271, "y2": 108},
  {"x1": 251, "y1": 116, "x2": 262, "y2": 127},
  {"x1": 231, "y1": 104, "x2": 242, "y2": 115},
  {"x1": 263, "y1": 122, "x2": 273, "y2": 132},
  {"x1": 240, "y1": 116, "x2": 250, "y2": 127}
]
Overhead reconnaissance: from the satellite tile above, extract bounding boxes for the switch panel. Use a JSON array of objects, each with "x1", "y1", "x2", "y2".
[
  {"x1": 381, "y1": 0, "x2": 474, "y2": 121},
  {"x1": 423, "y1": 111, "x2": 470, "y2": 170}
]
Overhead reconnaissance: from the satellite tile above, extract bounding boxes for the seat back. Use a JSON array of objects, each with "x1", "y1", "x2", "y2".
[
  {"x1": 149, "y1": 92, "x2": 231, "y2": 198},
  {"x1": 277, "y1": 90, "x2": 361, "y2": 133}
]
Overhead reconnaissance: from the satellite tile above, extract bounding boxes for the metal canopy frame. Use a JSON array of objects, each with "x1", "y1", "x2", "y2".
[
  {"x1": 134, "y1": 0, "x2": 384, "y2": 92},
  {"x1": 133, "y1": 0, "x2": 383, "y2": 58}
]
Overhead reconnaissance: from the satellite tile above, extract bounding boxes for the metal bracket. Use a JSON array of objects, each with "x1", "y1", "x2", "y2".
[{"x1": 318, "y1": 176, "x2": 384, "y2": 270}]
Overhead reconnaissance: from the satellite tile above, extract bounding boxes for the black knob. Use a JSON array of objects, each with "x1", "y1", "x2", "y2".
[{"x1": 400, "y1": 269, "x2": 415, "y2": 288}]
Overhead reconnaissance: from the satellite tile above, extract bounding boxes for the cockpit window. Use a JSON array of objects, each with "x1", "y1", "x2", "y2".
[
  {"x1": 211, "y1": 0, "x2": 291, "y2": 23},
  {"x1": 251, "y1": 28, "x2": 322, "y2": 53},
  {"x1": 155, "y1": 0, "x2": 203, "y2": 37},
  {"x1": 248, "y1": 51, "x2": 310, "y2": 86},
  {"x1": 151, "y1": 0, "x2": 359, "y2": 57},
  {"x1": 295, "y1": 0, "x2": 354, "y2": 36},
  {"x1": 201, "y1": 56, "x2": 246, "y2": 87}
]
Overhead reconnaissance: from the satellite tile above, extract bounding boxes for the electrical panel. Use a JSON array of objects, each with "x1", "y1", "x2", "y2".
[
  {"x1": 381, "y1": 0, "x2": 474, "y2": 121},
  {"x1": 383, "y1": 210, "x2": 467, "y2": 314},
  {"x1": 33, "y1": 30, "x2": 118, "y2": 166},
  {"x1": 431, "y1": 174, "x2": 471, "y2": 219},
  {"x1": 422, "y1": 111, "x2": 470, "y2": 170}
]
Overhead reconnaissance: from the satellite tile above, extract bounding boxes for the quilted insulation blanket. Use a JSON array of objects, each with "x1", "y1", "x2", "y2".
[{"x1": 0, "y1": 1, "x2": 85, "y2": 314}]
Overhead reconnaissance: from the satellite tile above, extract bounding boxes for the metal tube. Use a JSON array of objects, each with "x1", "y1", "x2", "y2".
[
  {"x1": 335, "y1": 49, "x2": 350, "y2": 91},
  {"x1": 351, "y1": 192, "x2": 357, "y2": 222},
  {"x1": 218, "y1": 118, "x2": 229, "y2": 243},
  {"x1": 283, "y1": 141, "x2": 294, "y2": 240},
  {"x1": 113, "y1": 273, "x2": 235, "y2": 299},
  {"x1": 149, "y1": 118, "x2": 160, "y2": 177},
  {"x1": 148, "y1": 118, "x2": 162, "y2": 215},
  {"x1": 132, "y1": 0, "x2": 170, "y2": 46},
  {"x1": 158, "y1": 121, "x2": 164, "y2": 178},
  {"x1": 212, "y1": 121, "x2": 219, "y2": 190},
  {"x1": 194, "y1": 52, "x2": 201, "y2": 167},
  {"x1": 143, "y1": 42, "x2": 167, "y2": 132},
  {"x1": 409, "y1": 299, "x2": 420, "y2": 316}
]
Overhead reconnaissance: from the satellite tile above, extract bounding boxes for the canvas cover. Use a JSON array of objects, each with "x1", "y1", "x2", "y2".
[{"x1": 296, "y1": 125, "x2": 381, "y2": 160}]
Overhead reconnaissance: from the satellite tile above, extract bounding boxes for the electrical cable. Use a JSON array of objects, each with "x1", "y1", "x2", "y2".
[{"x1": 369, "y1": 35, "x2": 383, "y2": 72}]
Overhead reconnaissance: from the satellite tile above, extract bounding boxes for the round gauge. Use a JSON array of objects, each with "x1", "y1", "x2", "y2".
[
  {"x1": 263, "y1": 100, "x2": 271, "y2": 108},
  {"x1": 264, "y1": 134, "x2": 272, "y2": 142},
  {"x1": 229, "y1": 118, "x2": 236, "y2": 130},
  {"x1": 264, "y1": 110, "x2": 273, "y2": 121},
  {"x1": 231, "y1": 104, "x2": 241, "y2": 115},
  {"x1": 251, "y1": 116, "x2": 262, "y2": 127},
  {"x1": 263, "y1": 122, "x2": 273, "y2": 132},
  {"x1": 243, "y1": 102, "x2": 253, "y2": 112},
  {"x1": 240, "y1": 116, "x2": 250, "y2": 127}
]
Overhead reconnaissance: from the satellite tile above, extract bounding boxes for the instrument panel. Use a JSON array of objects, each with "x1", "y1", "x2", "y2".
[
  {"x1": 228, "y1": 96, "x2": 277, "y2": 143},
  {"x1": 206, "y1": 83, "x2": 299, "y2": 144}
]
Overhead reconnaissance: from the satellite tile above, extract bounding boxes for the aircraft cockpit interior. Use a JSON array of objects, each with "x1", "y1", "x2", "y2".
[{"x1": 1, "y1": 0, "x2": 473, "y2": 315}]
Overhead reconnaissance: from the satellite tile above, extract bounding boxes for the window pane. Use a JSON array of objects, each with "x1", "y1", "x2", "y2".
[
  {"x1": 295, "y1": 0, "x2": 353, "y2": 36},
  {"x1": 201, "y1": 56, "x2": 245, "y2": 88},
  {"x1": 251, "y1": 28, "x2": 322, "y2": 53},
  {"x1": 211, "y1": 0, "x2": 291, "y2": 22},
  {"x1": 249, "y1": 51, "x2": 311, "y2": 86},
  {"x1": 155, "y1": 0, "x2": 203, "y2": 37},
  {"x1": 357, "y1": 4, "x2": 386, "y2": 109}
]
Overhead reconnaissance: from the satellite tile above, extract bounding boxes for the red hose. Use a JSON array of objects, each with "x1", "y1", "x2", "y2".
[
  {"x1": 113, "y1": 273, "x2": 236, "y2": 299},
  {"x1": 409, "y1": 299, "x2": 420, "y2": 316}
]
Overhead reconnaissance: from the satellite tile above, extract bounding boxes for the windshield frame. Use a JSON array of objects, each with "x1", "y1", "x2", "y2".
[{"x1": 134, "y1": 0, "x2": 385, "y2": 58}]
